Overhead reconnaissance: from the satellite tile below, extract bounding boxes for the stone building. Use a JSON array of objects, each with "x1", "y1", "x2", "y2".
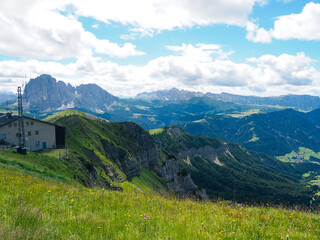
[{"x1": 0, "y1": 113, "x2": 65, "y2": 151}]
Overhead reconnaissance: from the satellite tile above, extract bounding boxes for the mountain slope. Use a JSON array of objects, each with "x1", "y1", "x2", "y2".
[
  {"x1": 45, "y1": 110, "x2": 205, "y2": 198},
  {"x1": 151, "y1": 127, "x2": 317, "y2": 204},
  {"x1": 206, "y1": 92, "x2": 320, "y2": 111},
  {"x1": 183, "y1": 109, "x2": 320, "y2": 156}
]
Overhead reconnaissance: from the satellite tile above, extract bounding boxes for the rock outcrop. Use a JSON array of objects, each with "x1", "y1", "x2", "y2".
[
  {"x1": 24, "y1": 74, "x2": 118, "y2": 112},
  {"x1": 99, "y1": 121, "x2": 206, "y2": 199}
]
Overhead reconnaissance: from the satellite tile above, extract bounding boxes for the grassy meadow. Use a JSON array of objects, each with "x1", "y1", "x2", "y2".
[{"x1": 1, "y1": 152, "x2": 320, "y2": 239}]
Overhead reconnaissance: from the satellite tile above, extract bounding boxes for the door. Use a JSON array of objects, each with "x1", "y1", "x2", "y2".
[{"x1": 42, "y1": 142, "x2": 47, "y2": 149}]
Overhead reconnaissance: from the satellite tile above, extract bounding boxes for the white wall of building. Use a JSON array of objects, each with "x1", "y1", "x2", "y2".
[{"x1": 0, "y1": 118, "x2": 56, "y2": 151}]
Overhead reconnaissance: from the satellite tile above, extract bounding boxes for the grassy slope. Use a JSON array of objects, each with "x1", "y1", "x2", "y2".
[
  {"x1": 1, "y1": 162, "x2": 320, "y2": 239},
  {"x1": 277, "y1": 147, "x2": 320, "y2": 163},
  {"x1": 1, "y1": 110, "x2": 320, "y2": 238},
  {"x1": 44, "y1": 110, "x2": 168, "y2": 193},
  {"x1": 0, "y1": 109, "x2": 169, "y2": 196}
]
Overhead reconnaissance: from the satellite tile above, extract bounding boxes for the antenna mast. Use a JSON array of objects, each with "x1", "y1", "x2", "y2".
[{"x1": 17, "y1": 86, "x2": 26, "y2": 150}]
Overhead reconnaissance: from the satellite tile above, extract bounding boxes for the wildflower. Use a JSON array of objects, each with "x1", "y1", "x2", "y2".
[
  {"x1": 140, "y1": 214, "x2": 151, "y2": 220},
  {"x1": 71, "y1": 198, "x2": 75, "y2": 202},
  {"x1": 48, "y1": 190, "x2": 52, "y2": 193}
]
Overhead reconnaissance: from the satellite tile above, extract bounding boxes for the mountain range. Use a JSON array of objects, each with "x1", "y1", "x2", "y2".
[
  {"x1": 136, "y1": 88, "x2": 203, "y2": 101},
  {"x1": 136, "y1": 88, "x2": 320, "y2": 111},
  {"x1": 3, "y1": 74, "x2": 319, "y2": 112},
  {"x1": 3, "y1": 74, "x2": 320, "y2": 158},
  {"x1": 0, "y1": 92, "x2": 16, "y2": 105}
]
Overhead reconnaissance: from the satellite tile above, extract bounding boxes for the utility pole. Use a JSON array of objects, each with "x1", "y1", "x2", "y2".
[{"x1": 17, "y1": 86, "x2": 26, "y2": 154}]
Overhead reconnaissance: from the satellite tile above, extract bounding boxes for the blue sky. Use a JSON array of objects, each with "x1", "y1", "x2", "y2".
[{"x1": 0, "y1": 0, "x2": 319, "y2": 97}]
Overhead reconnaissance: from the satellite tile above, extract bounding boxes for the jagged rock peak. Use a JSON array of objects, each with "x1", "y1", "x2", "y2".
[{"x1": 23, "y1": 74, "x2": 118, "y2": 112}]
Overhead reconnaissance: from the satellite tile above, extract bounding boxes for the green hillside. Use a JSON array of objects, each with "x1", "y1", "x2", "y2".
[
  {"x1": 1, "y1": 110, "x2": 320, "y2": 238},
  {"x1": 1, "y1": 158, "x2": 320, "y2": 239},
  {"x1": 182, "y1": 109, "x2": 320, "y2": 157},
  {"x1": 43, "y1": 110, "x2": 171, "y2": 193},
  {"x1": 151, "y1": 127, "x2": 319, "y2": 205}
]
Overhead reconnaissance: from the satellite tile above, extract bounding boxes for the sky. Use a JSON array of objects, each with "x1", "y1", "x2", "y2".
[{"x1": 0, "y1": 0, "x2": 320, "y2": 97}]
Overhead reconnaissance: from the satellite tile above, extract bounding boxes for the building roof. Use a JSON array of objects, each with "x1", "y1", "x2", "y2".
[
  {"x1": 0, "y1": 113, "x2": 19, "y2": 127},
  {"x1": 0, "y1": 113, "x2": 63, "y2": 128}
]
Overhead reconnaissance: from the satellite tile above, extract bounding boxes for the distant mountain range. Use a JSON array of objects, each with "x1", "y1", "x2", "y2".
[
  {"x1": 9, "y1": 74, "x2": 319, "y2": 113},
  {"x1": 136, "y1": 88, "x2": 203, "y2": 101},
  {"x1": 23, "y1": 74, "x2": 118, "y2": 112},
  {"x1": 0, "y1": 92, "x2": 16, "y2": 105},
  {"x1": 136, "y1": 88, "x2": 320, "y2": 111}
]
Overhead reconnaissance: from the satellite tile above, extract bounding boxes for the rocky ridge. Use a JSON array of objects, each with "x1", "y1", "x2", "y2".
[
  {"x1": 24, "y1": 74, "x2": 119, "y2": 112},
  {"x1": 52, "y1": 111, "x2": 206, "y2": 199}
]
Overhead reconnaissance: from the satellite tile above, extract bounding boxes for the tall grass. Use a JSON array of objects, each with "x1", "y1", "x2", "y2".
[{"x1": 1, "y1": 164, "x2": 320, "y2": 239}]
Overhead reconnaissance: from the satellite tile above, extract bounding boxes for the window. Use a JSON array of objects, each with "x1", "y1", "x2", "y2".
[
  {"x1": 1, "y1": 134, "x2": 6, "y2": 139},
  {"x1": 27, "y1": 131, "x2": 31, "y2": 136},
  {"x1": 35, "y1": 130, "x2": 39, "y2": 135},
  {"x1": 26, "y1": 122, "x2": 29, "y2": 126},
  {"x1": 30, "y1": 121, "x2": 34, "y2": 126},
  {"x1": 16, "y1": 133, "x2": 20, "y2": 137},
  {"x1": 14, "y1": 123, "x2": 17, "y2": 127},
  {"x1": 36, "y1": 141, "x2": 40, "y2": 146},
  {"x1": 8, "y1": 123, "x2": 12, "y2": 128}
]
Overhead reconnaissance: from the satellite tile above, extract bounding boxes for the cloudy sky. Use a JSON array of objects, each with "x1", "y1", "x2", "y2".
[{"x1": 0, "y1": 0, "x2": 319, "y2": 97}]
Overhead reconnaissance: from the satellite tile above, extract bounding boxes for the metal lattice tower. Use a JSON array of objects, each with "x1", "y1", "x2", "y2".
[{"x1": 17, "y1": 86, "x2": 26, "y2": 148}]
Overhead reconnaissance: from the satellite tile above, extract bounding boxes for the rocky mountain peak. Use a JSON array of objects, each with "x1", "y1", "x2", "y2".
[{"x1": 24, "y1": 74, "x2": 118, "y2": 112}]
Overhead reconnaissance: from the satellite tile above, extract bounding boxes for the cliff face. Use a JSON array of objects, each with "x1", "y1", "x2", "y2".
[
  {"x1": 51, "y1": 111, "x2": 206, "y2": 199},
  {"x1": 99, "y1": 121, "x2": 206, "y2": 199},
  {"x1": 24, "y1": 74, "x2": 118, "y2": 112},
  {"x1": 157, "y1": 159, "x2": 207, "y2": 199}
]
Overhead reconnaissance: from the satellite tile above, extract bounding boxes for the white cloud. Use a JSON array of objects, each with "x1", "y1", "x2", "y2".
[
  {"x1": 248, "y1": 52, "x2": 319, "y2": 86},
  {"x1": 0, "y1": 44, "x2": 319, "y2": 97},
  {"x1": 276, "y1": 0, "x2": 293, "y2": 3},
  {"x1": 247, "y1": 2, "x2": 320, "y2": 42},
  {"x1": 246, "y1": 22, "x2": 272, "y2": 43},
  {"x1": 92, "y1": 24, "x2": 99, "y2": 29},
  {"x1": 272, "y1": 2, "x2": 320, "y2": 41},
  {"x1": 0, "y1": 0, "x2": 144, "y2": 59},
  {"x1": 120, "y1": 28, "x2": 156, "y2": 40},
  {"x1": 71, "y1": 0, "x2": 264, "y2": 33}
]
